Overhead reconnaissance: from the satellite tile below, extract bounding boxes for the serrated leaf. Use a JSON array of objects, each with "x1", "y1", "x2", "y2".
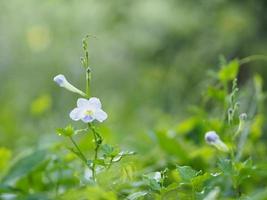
[
  {"x1": 218, "y1": 158, "x2": 233, "y2": 176},
  {"x1": 102, "y1": 144, "x2": 120, "y2": 158},
  {"x1": 177, "y1": 166, "x2": 201, "y2": 182}
]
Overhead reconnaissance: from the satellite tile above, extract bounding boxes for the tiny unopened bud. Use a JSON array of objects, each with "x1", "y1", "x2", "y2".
[
  {"x1": 239, "y1": 113, "x2": 247, "y2": 121},
  {"x1": 205, "y1": 131, "x2": 219, "y2": 143},
  {"x1": 205, "y1": 131, "x2": 229, "y2": 152}
]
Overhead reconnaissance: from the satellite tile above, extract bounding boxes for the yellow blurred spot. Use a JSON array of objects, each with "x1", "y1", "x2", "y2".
[
  {"x1": 31, "y1": 94, "x2": 52, "y2": 116},
  {"x1": 0, "y1": 147, "x2": 12, "y2": 171},
  {"x1": 27, "y1": 25, "x2": 51, "y2": 52},
  {"x1": 251, "y1": 114, "x2": 264, "y2": 140}
]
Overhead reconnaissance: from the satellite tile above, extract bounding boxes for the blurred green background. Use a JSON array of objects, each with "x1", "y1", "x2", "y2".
[{"x1": 0, "y1": 0, "x2": 267, "y2": 152}]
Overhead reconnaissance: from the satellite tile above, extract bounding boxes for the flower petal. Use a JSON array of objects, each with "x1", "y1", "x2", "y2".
[
  {"x1": 82, "y1": 115, "x2": 94, "y2": 123},
  {"x1": 77, "y1": 98, "x2": 89, "y2": 107},
  {"x1": 88, "y1": 97, "x2": 102, "y2": 109},
  {"x1": 94, "y1": 109, "x2": 108, "y2": 122},
  {"x1": 69, "y1": 108, "x2": 83, "y2": 121}
]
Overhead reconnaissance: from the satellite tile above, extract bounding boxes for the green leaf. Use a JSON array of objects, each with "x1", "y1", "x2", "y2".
[
  {"x1": 58, "y1": 186, "x2": 117, "y2": 200},
  {"x1": 218, "y1": 59, "x2": 239, "y2": 82},
  {"x1": 177, "y1": 165, "x2": 201, "y2": 182},
  {"x1": 56, "y1": 124, "x2": 74, "y2": 137},
  {"x1": 127, "y1": 191, "x2": 148, "y2": 200},
  {"x1": 94, "y1": 159, "x2": 106, "y2": 166},
  {"x1": 0, "y1": 183, "x2": 21, "y2": 193},
  {"x1": 102, "y1": 144, "x2": 120, "y2": 158},
  {"x1": 155, "y1": 130, "x2": 188, "y2": 161},
  {"x1": 2, "y1": 150, "x2": 46, "y2": 183},
  {"x1": 191, "y1": 173, "x2": 210, "y2": 192},
  {"x1": 218, "y1": 158, "x2": 233, "y2": 176}
]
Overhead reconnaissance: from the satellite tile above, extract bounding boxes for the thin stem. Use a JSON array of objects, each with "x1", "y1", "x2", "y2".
[
  {"x1": 107, "y1": 156, "x2": 114, "y2": 169},
  {"x1": 88, "y1": 123, "x2": 102, "y2": 182},
  {"x1": 69, "y1": 136, "x2": 88, "y2": 164},
  {"x1": 235, "y1": 88, "x2": 257, "y2": 161},
  {"x1": 239, "y1": 55, "x2": 267, "y2": 65},
  {"x1": 86, "y1": 67, "x2": 91, "y2": 97}
]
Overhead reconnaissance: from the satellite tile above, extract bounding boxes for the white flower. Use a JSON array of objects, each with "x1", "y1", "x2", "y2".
[
  {"x1": 53, "y1": 74, "x2": 86, "y2": 97},
  {"x1": 69, "y1": 97, "x2": 108, "y2": 123},
  {"x1": 205, "y1": 131, "x2": 229, "y2": 152}
]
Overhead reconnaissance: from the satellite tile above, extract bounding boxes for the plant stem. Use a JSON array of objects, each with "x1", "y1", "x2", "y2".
[
  {"x1": 86, "y1": 67, "x2": 91, "y2": 97},
  {"x1": 239, "y1": 55, "x2": 267, "y2": 65},
  {"x1": 69, "y1": 136, "x2": 88, "y2": 165},
  {"x1": 235, "y1": 88, "x2": 257, "y2": 161},
  {"x1": 88, "y1": 123, "x2": 102, "y2": 182}
]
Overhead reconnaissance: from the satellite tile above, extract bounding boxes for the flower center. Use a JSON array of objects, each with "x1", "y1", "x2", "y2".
[{"x1": 85, "y1": 110, "x2": 94, "y2": 116}]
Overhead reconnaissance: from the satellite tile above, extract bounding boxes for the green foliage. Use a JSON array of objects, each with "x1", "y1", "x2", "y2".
[
  {"x1": 1, "y1": 1, "x2": 267, "y2": 197},
  {"x1": 2, "y1": 150, "x2": 47, "y2": 184},
  {"x1": 219, "y1": 59, "x2": 240, "y2": 83},
  {"x1": 56, "y1": 125, "x2": 75, "y2": 137},
  {"x1": 177, "y1": 165, "x2": 201, "y2": 182}
]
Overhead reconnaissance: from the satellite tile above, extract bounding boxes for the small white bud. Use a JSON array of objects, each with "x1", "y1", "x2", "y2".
[
  {"x1": 53, "y1": 74, "x2": 66, "y2": 87},
  {"x1": 239, "y1": 113, "x2": 247, "y2": 121},
  {"x1": 53, "y1": 74, "x2": 86, "y2": 97}
]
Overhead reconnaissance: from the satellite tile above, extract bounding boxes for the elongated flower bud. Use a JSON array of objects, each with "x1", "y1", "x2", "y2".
[
  {"x1": 205, "y1": 131, "x2": 229, "y2": 152},
  {"x1": 53, "y1": 74, "x2": 86, "y2": 97},
  {"x1": 234, "y1": 113, "x2": 247, "y2": 139}
]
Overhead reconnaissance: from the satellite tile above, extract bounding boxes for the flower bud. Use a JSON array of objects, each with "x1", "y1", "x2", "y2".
[
  {"x1": 53, "y1": 74, "x2": 86, "y2": 97},
  {"x1": 205, "y1": 131, "x2": 229, "y2": 152},
  {"x1": 239, "y1": 113, "x2": 247, "y2": 121}
]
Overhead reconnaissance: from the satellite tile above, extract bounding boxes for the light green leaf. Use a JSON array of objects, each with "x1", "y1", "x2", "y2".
[
  {"x1": 177, "y1": 165, "x2": 201, "y2": 182},
  {"x1": 218, "y1": 59, "x2": 239, "y2": 82},
  {"x1": 56, "y1": 124, "x2": 74, "y2": 137},
  {"x1": 127, "y1": 191, "x2": 148, "y2": 200}
]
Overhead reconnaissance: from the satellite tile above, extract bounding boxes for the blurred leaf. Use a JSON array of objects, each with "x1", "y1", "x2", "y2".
[
  {"x1": 0, "y1": 147, "x2": 12, "y2": 172},
  {"x1": 207, "y1": 86, "x2": 226, "y2": 102},
  {"x1": 251, "y1": 114, "x2": 264, "y2": 140},
  {"x1": 0, "y1": 183, "x2": 21, "y2": 193},
  {"x1": 176, "y1": 117, "x2": 198, "y2": 135},
  {"x1": 102, "y1": 144, "x2": 120, "y2": 158},
  {"x1": 249, "y1": 188, "x2": 267, "y2": 200},
  {"x1": 2, "y1": 150, "x2": 46, "y2": 183},
  {"x1": 218, "y1": 158, "x2": 233, "y2": 176},
  {"x1": 56, "y1": 125, "x2": 74, "y2": 137},
  {"x1": 218, "y1": 59, "x2": 239, "y2": 82},
  {"x1": 127, "y1": 191, "x2": 148, "y2": 200},
  {"x1": 94, "y1": 159, "x2": 106, "y2": 166},
  {"x1": 59, "y1": 186, "x2": 117, "y2": 200},
  {"x1": 177, "y1": 165, "x2": 201, "y2": 182},
  {"x1": 191, "y1": 173, "x2": 210, "y2": 192},
  {"x1": 155, "y1": 130, "x2": 188, "y2": 161},
  {"x1": 112, "y1": 150, "x2": 136, "y2": 162}
]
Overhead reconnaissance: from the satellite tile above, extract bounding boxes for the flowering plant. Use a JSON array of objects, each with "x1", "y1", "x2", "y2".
[{"x1": 54, "y1": 36, "x2": 134, "y2": 183}]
